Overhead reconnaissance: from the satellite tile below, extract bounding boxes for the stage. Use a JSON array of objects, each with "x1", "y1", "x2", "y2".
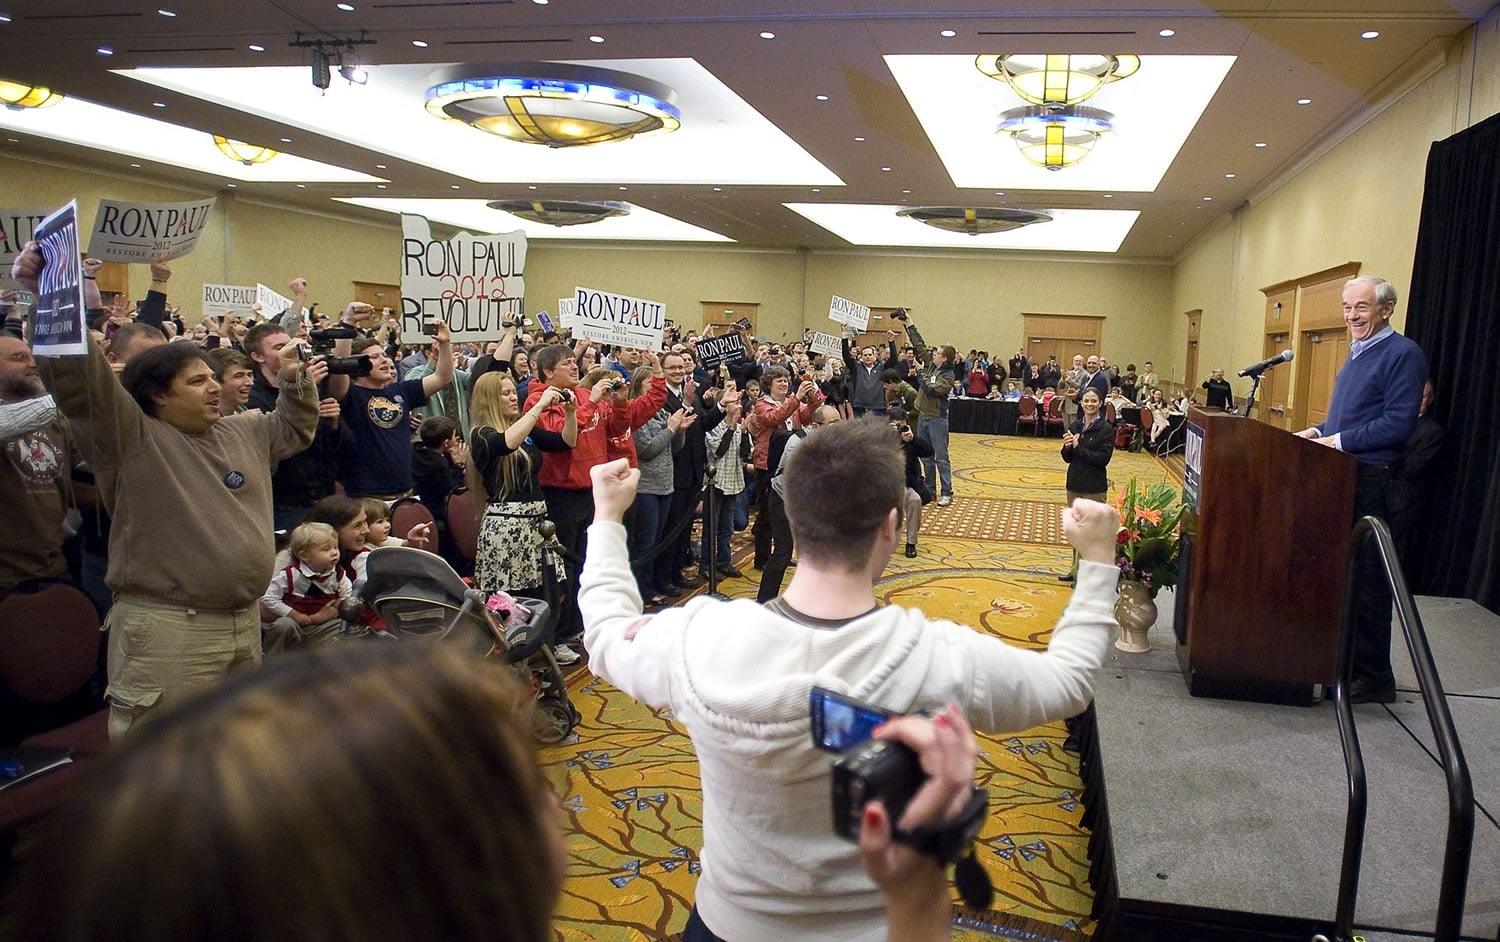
[{"x1": 1084, "y1": 590, "x2": 1500, "y2": 940}]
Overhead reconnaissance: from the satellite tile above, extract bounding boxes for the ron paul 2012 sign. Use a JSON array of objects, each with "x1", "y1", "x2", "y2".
[{"x1": 400, "y1": 214, "x2": 527, "y2": 343}]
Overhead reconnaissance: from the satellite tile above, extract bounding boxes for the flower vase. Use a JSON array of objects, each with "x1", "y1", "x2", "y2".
[{"x1": 1114, "y1": 579, "x2": 1156, "y2": 653}]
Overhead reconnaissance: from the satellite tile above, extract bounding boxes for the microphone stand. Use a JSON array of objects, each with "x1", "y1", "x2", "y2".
[
  {"x1": 1241, "y1": 373, "x2": 1262, "y2": 418},
  {"x1": 702, "y1": 465, "x2": 731, "y2": 601}
]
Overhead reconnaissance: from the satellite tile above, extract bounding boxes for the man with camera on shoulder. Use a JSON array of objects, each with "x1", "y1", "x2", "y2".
[{"x1": 580, "y1": 416, "x2": 1120, "y2": 942}]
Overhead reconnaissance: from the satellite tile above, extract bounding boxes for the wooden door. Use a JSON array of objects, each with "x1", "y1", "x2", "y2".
[
  {"x1": 1296, "y1": 327, "x2": 1347, "y2": 430},
  {"x1": 353, "y1": 281, "x2": 402, "y2": 315},
  {"x1": 701, "y1": 301, "x2": 758, "y2": 336},
  {"x1": 1026, "y1": 337, "x2": 1070, "y2": 383},
  {"x1": 1183, "y1": 309, "x2": 1202, "y2": 391},
  {"x1": 1257, "y1": 332, "x2": 1292, "y2": 427}
]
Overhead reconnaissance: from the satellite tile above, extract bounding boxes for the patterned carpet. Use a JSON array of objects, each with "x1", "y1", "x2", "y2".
[{"x1": 541, "y1": 433, "x2": 1176, "y2": 941}]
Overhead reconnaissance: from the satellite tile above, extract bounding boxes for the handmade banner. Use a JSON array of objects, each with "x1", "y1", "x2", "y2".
[
  {"x1": 695, "y1": 333, "x2": 748, "y2": 370},
  {"x1": 807, "y1": 330, "x2": 842, "y2": 357},
  {"x1": 0, "y1": 207, "x2": 51, "y2": 270},
  {"x1": 828, "y1": 295, "x2": 870, "y2": 331},
  {"x1": 571, "y1": 286, "x2": 667, "y2": 350},
  {"x1": 401, "y1": 214, "x2": 526, "y2": 344},
  {"x1": 256, "y1": 283, "x2": 294, "y2": 316},
  {"x1": 31, "y1": 201, "x2": 87, "y2": 357},
  {"x1": 85, "y1": 197, "x2": 216, "y2": 263},
  {"x1": 202, "y1": 283, "x2": 258, "y2": 320}
]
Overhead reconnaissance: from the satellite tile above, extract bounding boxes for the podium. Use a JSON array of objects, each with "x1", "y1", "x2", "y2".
[{"x1": 1173, "y1": 407, "x2": 1356, "y2": 704}]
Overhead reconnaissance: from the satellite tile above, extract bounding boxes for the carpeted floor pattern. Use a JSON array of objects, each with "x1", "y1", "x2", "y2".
[{"x1": 541, "y1": 433, "x2": 1176, "y2": 941}]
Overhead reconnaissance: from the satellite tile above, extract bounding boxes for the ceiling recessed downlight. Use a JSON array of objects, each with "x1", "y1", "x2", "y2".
[
  {"x1": 759, "y1": 31, "x2": 775, "y2": 40},
  {"x1": 1225, "y1": 172, "x2": 1235, "y2": 178},
  {"x1": 1296, "y1": 97, "x2": 1311, "y2": 105},
  {"x1": 1254, "y1": 141, "x2": 1268, "y2": 148},
  {"x1": 940, "y1": 29, "x2": 956, "y2": 38},
  {"x1": 815, "y1": 94, "x2": 828, "y2": 101},
  {"x1": 1361, "y1": 30, "x2": 1380, "y2": 40},
  {"x1": 411, "y1": 40, "x2": 428, "y2": 48},
  {"x1": 97, "y1": 46, "x2": 114, "y2": 56},
  {"x1": 248, "y1": 44, "x2": 265, "y2": 52},
  {"x1": 337, "y1": 2, "x2": 354, "y2": 10},
  {"x1": 158, "y1": 9, "x2": 176, "y2": 17},
  {"x1": 589, "y1": 35, "x2": 604, "y2": 43},
  {"x1": 1158, "y1": 28, "x2": 1175, "y2": 37}
]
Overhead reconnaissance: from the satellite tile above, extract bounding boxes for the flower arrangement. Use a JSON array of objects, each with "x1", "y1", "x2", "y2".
[{"x1": 1112, "y1": 479, "x2": 1185, "y2": 598}]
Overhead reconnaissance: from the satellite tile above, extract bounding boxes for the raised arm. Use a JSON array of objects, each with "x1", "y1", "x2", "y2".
[{"x1": 419, "y1": 318, "x2": 455, "y2": 400}]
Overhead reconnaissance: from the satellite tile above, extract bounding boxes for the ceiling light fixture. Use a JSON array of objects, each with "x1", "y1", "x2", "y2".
[
  {"x1": 815, "y1": 94, "x2": 828, "y2": 101},
  {"x1": 1254, "y1": 141, "x2": 1268, "y2": 148},
  {"x1": 1361, "y1": 30, "x2": 1380, "y2": 40},
  {"x1": 1296, "y1": 97, "x2": 1311, "y2": 105},
  {"x1": 976, "y1": 54, "x2": 1139, "y2": 107},
  {"x1": 588, "y1": 35, "x2": 604, "y2": 44},
  {"x1": 158, "y1": 8, "x2": 176, "y2": 16},
  {"x1": 425, "y1": 62, "x2": 681, "y2": 148},
  {"x1": 213, "y1": 135, "x2": 278, "y2": 166},
  {"x1": 1158, "y1": 28, "x2": 1175, "y2": 37},
  {"x1": 291, "y1": 33, "x2": 375, "y2": 90},
  {"x1": 0, "y1": 80, "x2": 63, "y2": 110},
  {"x1": 248, "y1": 44, "x2": 265, "y2": 52},
  {"x1": 488, "y1": 199, "x2": 629, "y2": 226},
  {"x1": 940, "y1": 29, "x2": 956, "y2": 38},
  {"x1": 1225, "y1": 172, "x2": 1235, "y2": 178},
  {"x1": 340, "y1": 64, "x2": 368, "y2": 85},
  {"x1": 997, "y1": 105, "x2": 1114, "y2": 171},
  {"x1": 897, "y1": 206, "x2": 1053, "y2": 236},
  {"x1": 853, "y1": 136, "x2": 865, "y2": 142},
  {"x1": 97, "y1": 46, "x2": 114, "y2": 57},
  {"x1": 759, "y1": 31, "x2": 775, "y2": 40},
  {"x1": 412, "y1": 40, "x2": 429, "y2": 48},
  {"x1": 152, "y1": 100, "x2": 166, "y2": 108},
  {"x1": 337, "y1": 3, "x2": 354, "y2": 10}
]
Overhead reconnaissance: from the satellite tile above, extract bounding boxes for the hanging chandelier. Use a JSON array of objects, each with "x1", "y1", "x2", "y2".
[
  {"x1": 975, "y1": 54, "x2": 1139, "y2": 107},
  {"x1": 425, "y1": 62, "x2": 681, "y2": 147},
  {"x1": 996, "y1": 106, "x2": 1114, "y2": 172},
  {"x1": 896, "y1": 206, "x2": 1053, "y2": 236},
  {"x1": 0, "y1": 80, "x2": 63, "y2": 110},
  {"x1": 488, "y1": 200, "x2": 631, "y2": 226},
  {"x1": 212, "y1": 135, "x2": 279, "y2": 166}
]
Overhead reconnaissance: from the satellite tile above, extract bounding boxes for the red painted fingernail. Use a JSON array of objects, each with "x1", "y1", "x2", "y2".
[
  {"x1": 933, "y1": 713, "x2": 950, "y2": 728},
  {"x1": 864, "y1": 805, "x2": 882, "y2": 827}
]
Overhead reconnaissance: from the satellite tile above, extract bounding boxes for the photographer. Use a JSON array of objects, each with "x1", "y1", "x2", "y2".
[
  {"x1": 333, "y1": 318, "x2": 455, "y2": 500},
  {"x1": 842, "y1": 329, "x2": 899, "y2": 417},
  {"x1": 887, "y1": 406, "x2": 935, "y2": 559},
  {"x1": 902, "y1": 311, "x2": 960, "y2": 506},
  {"x1": 579, "y1": 422, "x2": 1119, "y2": 942}
]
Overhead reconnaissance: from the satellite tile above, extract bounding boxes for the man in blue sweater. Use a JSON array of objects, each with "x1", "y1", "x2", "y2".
[{"x1": 1297, "y1": 276, "x2": 1426, "y2": 703}]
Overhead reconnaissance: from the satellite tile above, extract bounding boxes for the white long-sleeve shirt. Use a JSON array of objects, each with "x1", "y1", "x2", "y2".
[
  {"x1": 579, "y1": 521, "x2": 1116, "y2": 941},
  {"x1": 260, "y1": 560, "x2": 353, "y2": 619}
]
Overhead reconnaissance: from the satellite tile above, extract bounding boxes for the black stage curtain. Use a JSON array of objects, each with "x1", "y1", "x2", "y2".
[{"x1": 1403, "y1": 109, "x2": 1500, "y2": 611}]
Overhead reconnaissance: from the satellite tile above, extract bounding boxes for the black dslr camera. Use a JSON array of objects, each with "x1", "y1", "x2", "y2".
[
  {"x1": 308, "y1": 324, "x2": 373, "y2": 377},
  {"x1": 889, "y1": 308, "x2": 909, "y2": 322},
  {"x1": 810, "y1": 687, "x2": 925, "y2": 841}
]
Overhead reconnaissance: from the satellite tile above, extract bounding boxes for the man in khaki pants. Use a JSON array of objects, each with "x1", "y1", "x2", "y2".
[{"x1": 14, "y1": 243, "x2": 321, "y2": 738}]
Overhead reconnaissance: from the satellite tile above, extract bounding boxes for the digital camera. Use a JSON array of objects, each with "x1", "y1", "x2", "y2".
[{"x1": 809, "y1": 687, "x2": 925, "y2": 841}]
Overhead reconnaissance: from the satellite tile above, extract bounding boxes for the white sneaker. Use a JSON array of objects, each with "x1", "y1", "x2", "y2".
[
  {"x1": 551, "y1": 642, "x2": 582, "y2": 666},
  {"x1": 938, "y1": 495, "x2": 952, "y2": 506}
]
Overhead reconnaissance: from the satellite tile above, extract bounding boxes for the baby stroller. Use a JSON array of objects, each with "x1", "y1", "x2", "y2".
[{"x1": 360, "y1": 546, "x2": 580, "y2": 743}]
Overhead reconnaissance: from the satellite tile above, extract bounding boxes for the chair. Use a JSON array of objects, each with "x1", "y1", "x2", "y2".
[
  {"x1": 1016, "y1": 395, "x2": 1039, "y2": 436},
  {"x1": 1044, "y1": 396, "x2": 1067, "y2": 437},
  {"x1": 0, "y1": 580, "x2": 110, "y2": 837},
  {"x1": 390, "y1": 497, "x2": 438, "y2": 547},
  {"x1": 1104, "y1": 402, "x2": 1117, "y2": 424},
  {"x1": 446, "y1": 490, "x2": 482, "y2": 563}
]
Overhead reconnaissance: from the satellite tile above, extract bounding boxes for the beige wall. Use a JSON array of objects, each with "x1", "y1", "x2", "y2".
[{"x1": 1169, "y1": 6, "x2": 1500, "y2": 405}]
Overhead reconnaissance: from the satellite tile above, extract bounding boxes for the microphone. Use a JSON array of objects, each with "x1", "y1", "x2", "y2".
[{"x1": 1238, "y1": 349, "x2": 1293, "y2": 378}]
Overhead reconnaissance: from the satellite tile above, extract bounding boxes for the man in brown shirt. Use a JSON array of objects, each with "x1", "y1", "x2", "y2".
[{"x1": 0, "y1": 334, "x2": 81, "y2": 589}]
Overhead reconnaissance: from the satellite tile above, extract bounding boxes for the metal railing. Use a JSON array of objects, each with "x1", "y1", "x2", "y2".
[{"x1": 1330, "y1": 516, "x2": 1475, "y2": 942}]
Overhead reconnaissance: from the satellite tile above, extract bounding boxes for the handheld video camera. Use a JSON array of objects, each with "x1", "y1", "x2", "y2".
[
  {"x1": 889, "y1": 308, "x2": 909, "y2": 323},
  {"x1": 308, "y1": 324, "x2": 374, "y2": 377},
  {"x1": 810, "y1": 687, "x2": 925, "y2": 841}
]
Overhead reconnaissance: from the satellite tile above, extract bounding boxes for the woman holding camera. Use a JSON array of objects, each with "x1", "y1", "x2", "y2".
[{"x1": 1058, "y1": 387, "x2": 1114, "y2": 584}]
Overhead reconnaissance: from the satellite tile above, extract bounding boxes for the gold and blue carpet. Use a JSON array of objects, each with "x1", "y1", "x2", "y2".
[{"x1": 541, "y1": 433, "x2": 1177, "y2": 941}]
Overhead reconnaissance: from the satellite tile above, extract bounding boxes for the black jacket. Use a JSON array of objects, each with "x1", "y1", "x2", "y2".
[
  {"x1": 666, "y1": 386, "x2": 725, "y2": 490},
  {"x1": 1062, "y1": 416, "x2": 1114, "y2": 495},
  {"x1": 248, "y1": 371, "x2": 351, "y2": 510}
]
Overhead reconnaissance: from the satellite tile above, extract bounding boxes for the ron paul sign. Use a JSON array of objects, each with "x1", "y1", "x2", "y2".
[
  {"x1": 85, "y1": 197, "x2": 216, "y2": 263},
  {"x1": 400, "y1": 214, "x2": 526, "y2": 343},
  {"x1": 694, "y1": 333, "x2": 748, "y2": 370},
  {"x1": 570, "y1": 286, "x2": 667, "y2": 350}
]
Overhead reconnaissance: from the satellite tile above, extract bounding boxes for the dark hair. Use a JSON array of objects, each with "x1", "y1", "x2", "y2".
[
  {"x1": 532, "y1": 344, "x2": 573, "y2": 382},
  {"x1": 351, "y1": 335, "x2": 384, "y2": 356},
  {"x1": 761, "y1": 365, "x2": 791, "y2": 388},
  {"x1": 880, "y1": 368, "x2": 901, "y2": 385},
  {"x1": 243, "y1": 321, "x2": 288, "y2": 360},
  {"x1": 20, "y1": 645, "x2": 556, "y2": 942},
  {"x1": 1126, "y1": 363, "x2": 1137, "y2": 372},
  {"x1": 783, "y1": 417, "x2": 904, "y2": 572},
  {"x1": 419, "y1": 415, "x2": 458, "y2": 449},
  {"x1": 120, "y1": 342, "x2": 213, "y2": 416},
  {"x1": 109, "y1": 322, "x2": 167, "y2": 362},
  {"x1": 302, "y1": 494, "x2": 367, "y2": 532},
  {"x1": 206, "y1": 347, "x2": 254, "y2": 380}
]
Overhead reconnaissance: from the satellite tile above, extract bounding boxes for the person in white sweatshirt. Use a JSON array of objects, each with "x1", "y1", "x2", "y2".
[{"x1": 579, "y1": 416, "x2": 1121, "y2": 942}]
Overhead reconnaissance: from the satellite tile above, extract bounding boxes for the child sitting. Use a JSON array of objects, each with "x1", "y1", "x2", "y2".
[
  {"x1": 260, "y1": 522, "x2": 353, "y2": 652},
  {"x1": 362, "y1": 498, "x2": 406, "y2": 550}
]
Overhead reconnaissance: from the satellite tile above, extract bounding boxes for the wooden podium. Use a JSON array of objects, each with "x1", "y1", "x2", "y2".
[{"x1": 1173, "y1": 407, "x2": 1356, "y2": 704}]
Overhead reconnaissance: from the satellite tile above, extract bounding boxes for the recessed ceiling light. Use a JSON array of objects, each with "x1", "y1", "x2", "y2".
[
  {"x1": 901, "y1": 189, "x2": 911, "y2": 194},
  {"x1": 411, "y1": 39, "x2": 428, "y2": 48},
  {"x1": 712, "y1": 186, "x2": 722, "y2": 191},
  {"x1": 853, "y1": 136, "x2": 865, "y2": 142},
  {"x1": 1254, "y1": 141, "x2": 1268, "y2": 148},
  {"x1": 296, "y1": 184, "x2": 307, "y2": 188},
  {"x1": 5, "y1": 138, "x2": 17, "y2": 143},
  {"x1": 130, "y1": 163, "x2": 141, "y2": 168},
  {"x1": 812, "y1": 188, "x2": 821, "y2": 193},
  {"x1": 450, "y1": 184, "x2": 461, "y2": 189},
  {"x1": 226, "y1": 183, "x2": 236, "y2": 188},
  {"x1": 280, "y1": 137, "x2": 292, "y2": 143},
  {"x1": 759, "y1": 31, "x2": 776, "y2": 40},
  {"x1": 248, "y1": 44, "x2": 265, "y2": 52},
  {"x1": 533, "y1": 0, "x2": 548, "y2": 4},
  {"x1": 158, "y1": 8, "x2": 176, "y2": 16},
  {"x1": 939, "y1": 29, "x2": 956, "y2": 38},
  {"x1": 815, "y1": 94, "x2": 828, "y2": 101},
  {"x1": 1103, "y1": 193, "x2": 1113, "y2": 198},
  {"x1": 97, "y1": 46, "x2": 114, "y2": 56},
  {"x1": 377, "y1": 184, "x2": 387, "y2": 189},
  {"x1": 1297, "y1": 97, "x2": 1312, "y2": 105},
  {"x1": 527, "y1": 185, "x2": 537, "y2": 190},
  {"x1": 337, "y1": 2, "x2": 354, "y2": 10},
  {"x1": 1158, "y1": 28, "x2": 1175, "y2": 37},
  {"x1": 993, "y1": 191, "x2": 1004, "y2": 196},
  {"x1": 1203, "y1": 196, "x2": 1212, "y2": 201},
  {"x1": 375, "y1": 163, "x2": 386, "y2": 169},
  {"x1": 1225, "y1": 172, "x2": 1236, "y2": 178},
  {"x1": 880, "y1": 166, "x2": 891, "y2": 172},
  {"x1": 152, "y1": 101, "x2": 166, "y2": 108},
  {"x1": 588, "y1": 35, "x2": 604, "y2": 43},
  {"x1": 1361, "y1": 30, "x2": 1380, "y2": 40},
  {"x1": 0, "y1": 13, "x2": 11, "y2": 23},
  {"x1": 619, "y1": 185, "x2": 628, "y2": 190}
]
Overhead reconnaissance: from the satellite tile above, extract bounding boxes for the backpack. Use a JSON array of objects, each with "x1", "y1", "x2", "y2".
[{"x1": 768, "y1": 426, "x2": 807, "y2": 477}]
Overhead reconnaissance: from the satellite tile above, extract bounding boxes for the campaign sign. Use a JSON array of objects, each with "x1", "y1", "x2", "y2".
[
  {"x1": 202, "y1": 283, "x2": 258, "y2": 320},
  {"x1": 0, "y1": 207, "x2": 51, "y2": 269},
  {"x1": 1183, "y1": 422, "x2": 1204, "y2": 511},
  {"x1": 828, "y1": 295, "x2": 870, "y2": 331},
  {"x1": 31, "y1": 201, "x2": 87, "y2": 357},
  {"x1": 571, "y1": 286, "x2": 666, "y2": 350},
  {"x1": 86, "y1": 197, "x2": 216, "y2": 263},
  {"x1": 808, "y1": 330, "x2": 842, "y2": 357},
  {"x1": 401, "y1": 214, "x2": 526, "y2": 344},
  {"x1": 556, "y1": 297, "x2": 577, "y2": 328},
  {"x1": 256, "y1": 283, "x2": 295, "y2": 316},
  {"x1": 695, "y1": 333, "x2": 748, "y2": 370},
  {"x1": 535, "y1": 311, "x2": 554, "y2": 334}
]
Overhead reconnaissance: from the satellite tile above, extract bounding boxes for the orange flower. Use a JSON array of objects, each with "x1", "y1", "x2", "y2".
[{"x1": 1134, "y1": 506, "x2": 1162, "y2": 525}]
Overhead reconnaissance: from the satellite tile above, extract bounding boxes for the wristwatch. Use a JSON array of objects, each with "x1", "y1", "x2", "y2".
[{"x1": 896, "y1": 787, "x2": 989, "y2": 864}]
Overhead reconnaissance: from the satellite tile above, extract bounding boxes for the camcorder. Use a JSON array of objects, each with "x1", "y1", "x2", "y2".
[
  {"x1": 307, "y1": 324, "x2": 373, "y2": 377},
  {"x1": 889, "y1": 308, "x2": 909, "y2": 322},
  {"x1": 809, "y1": 687, "x2": 926, "y2": 841}
]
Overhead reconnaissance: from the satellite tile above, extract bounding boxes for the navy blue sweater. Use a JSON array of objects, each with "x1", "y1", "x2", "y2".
[{"x1": 1316, "y1": 331, "x2": 1426, "y2": 466}]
